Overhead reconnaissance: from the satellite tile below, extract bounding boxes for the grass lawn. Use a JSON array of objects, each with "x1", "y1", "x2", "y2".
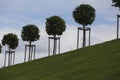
[{"x1": 0, "y1": 39, "x2": 120, "y2": 80}]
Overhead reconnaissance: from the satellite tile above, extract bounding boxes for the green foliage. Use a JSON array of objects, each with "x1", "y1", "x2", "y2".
[
  {"x1": 21, "y1": 24, "x2": 40, "y2": 43},
  {"x1": 112, "y1": 0, "x2": 120, "y2": 9},
  {"x1": 1, "y1": 39, "x2": 120, "y2": 80},
  {"x1": 2, "y1": 33, "x2": 19, "y2": 49},
  {"x1": 73, "y1": 4, "x2": 95, "y2": 26},
  {"x1": 46, "y1": 15, "x2": 66, "y2": 36}
]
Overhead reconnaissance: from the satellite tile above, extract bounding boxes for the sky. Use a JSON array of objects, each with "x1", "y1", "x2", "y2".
[{"x1": 0, "y1": 0, "x2": 119, "y2": 68}]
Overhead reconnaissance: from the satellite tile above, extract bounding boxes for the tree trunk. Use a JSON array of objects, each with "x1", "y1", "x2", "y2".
[
  {"x1": 8, "y1": 52, "x2": 10, "y2": 66},
  {"x1": 31, "y1": 46, "x2": 33, "y2": 60},
  {"x1": 28, "y1": 41, "x2": 32, "y2": 61},
  {"x1": 77, "y1": 28, "x2": 79, "y2": 49},
  {"x1": 24, "y1": 46, "x2": 27, "y2": 62},
  {"x1": 83, "y1": 25, "x2": 86, "y2": 47},
  {"x1": 10, "y1": 49, "x2": 12, "y2": 66},
  {"x1": 48, "y1": 38, "x2": 50, "y2": 56},
  {"x1": 13, "y1": 53, "x2": 15, "y2": 65},
  {"x1": 8, "y1": 48, "x2": 11, "y2": 66},
  {"x1": 4, "y1": 52, "x2": 7, "y2": 67},
  {"x1": 33, "y1": 46, "x2": 36, "y2": 60},
  {"x1": 53, "y1": 35, "x2": 57, "y2": 55}
]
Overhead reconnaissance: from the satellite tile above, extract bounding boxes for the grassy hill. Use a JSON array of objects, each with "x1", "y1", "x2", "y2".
[{"x1": 0, "y1": 39, "x2": 120, "y2": 80}]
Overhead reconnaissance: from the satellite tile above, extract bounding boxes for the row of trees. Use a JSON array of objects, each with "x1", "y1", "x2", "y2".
[
  {"x1": 1, "y1": 25, "x2": 40, "y2": 66},
  {"x1": 0, "y1": 0, "x2": 119, "y2": 66},
  {"x1": 1, "y1": 16, "x2": 66, "y2": 66},
  {"x1": 2, "y1": 4, "x2": 95, "y2": 64}
]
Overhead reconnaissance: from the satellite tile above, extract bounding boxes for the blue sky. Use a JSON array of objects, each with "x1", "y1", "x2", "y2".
[{"x1": 0, "y1": 0, "x2": 119, "y2": 67}]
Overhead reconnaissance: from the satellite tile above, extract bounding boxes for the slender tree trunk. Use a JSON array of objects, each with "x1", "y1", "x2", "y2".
[
  {"x1": 31, "y1": 46, "x2": 33, "y2": 60},
  {"x1": 13, "y1": 52, "x2": 15, "y2": 65},
  {"x1": 58, "y1": 38, "x2": 60, "y2": 54},
  {"x1": 8, "y1": 48, "x2": 11, "y2": 66},
  {"x1": 53, "y1": 35, "x2": 57, "y2": 55},
  {"x1": 10, "y1": 52, "x2": 12, "y2": 66},
  {"x1": 24, "y1": 45, "x2": 27, "y2": 62},
  {"x1": 48, "y1": 38, "x2": 50, "y2": 56},
  {"x1": 28, "y1": 41, "x2": 32, "y2": 61},
  {"x1": 33, "y1": 46, "x2": 36, "y2": 60},
  {"x1": 89, "y1": 28, "x2": 91, "y2": 46},
  {"x1": 83, "y1": 25, "x2": 86, "y2": 47},
  {"x1": 8, "y1": 52, "x2": 10, "y2": 66},
  {"x1": 4, "y1": 52, "x2": 7, "y2": 67},
  {"x1": 55, "y1": 39, "x2": 57, "y2": 54},
  {"x1": 77, "y1": 28, "x2": 79, "y2": 49}
]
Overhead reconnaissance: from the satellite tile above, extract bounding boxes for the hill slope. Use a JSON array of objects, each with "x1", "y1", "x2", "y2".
[{"x1": 0, "y1": 39, "x2": 120, "y2": 80}]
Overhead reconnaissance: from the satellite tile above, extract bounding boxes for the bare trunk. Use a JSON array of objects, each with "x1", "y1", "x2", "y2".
[
  {"x1": 8, "y1": 53, "x2": 10, "y2": 66},
  {"x1": 77, "y1": 28, "x2": 79, "y2": 49},
  {"x1": 13, "y1": 53, "x2": 15, "y2": 65},
  {"x1": 89, "y1": 28, "x2": 91, "y2": 46},
  {"x1": 53, "y1": 35, "x2": 57, "y2": 55},
  {"x1": 28, "y1": 41, "x2": 32, "y2": 61},
  {"x1": 8, "y1": 48, "x2": 11, "y2": 66},
  {"x1": 10, "y1": 53, "x2": 12, "y2": 66},
  {"x1": 83, "y1": 25, "x2": 86, "y2": 47},
  {"x1": 48, "y1": 38, "x2": 50, "y2": 56},
  {"x1": 4, "y1": 52, "x2": 7, "y2": 67},
  {"x1": 24, "y1": 46, "x2": 27, "y2": 62},
  {"x1": 31, "y1": 46, "x2": 33, "y2": 60},
  {"x1": 33, "y1": 46, "x2": 36, "y2": 60},
  {"x1": 58, "y1": 38, "x2": 60, "y2": 54}
]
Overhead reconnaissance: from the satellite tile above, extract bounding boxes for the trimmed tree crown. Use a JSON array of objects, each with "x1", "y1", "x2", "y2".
[
  {"x1": 2, "y1": 33, "x2": 19, "y2": 49},
  {"x1": 21, "y1": 24, "x2": 40, "y2": 43},
  {"x1": 73, "y1": 4, "x2": 95, "y2": 26},
  {"x1": 112, "y1": 0, "x2": 120, "y2": 9},
  {"x1": 45, "y1": 15, "x2": 66, "y2": 36}
]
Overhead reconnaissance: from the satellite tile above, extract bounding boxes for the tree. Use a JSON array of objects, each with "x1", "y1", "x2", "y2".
[
  {"x1": 112, "y1": 0, "x2": 120, "y2": 10},
  {"x1": 21, "y1": 24, "x2": 40, "y2": 61},
  {"x1": 46, "y1": 15, "x2": 66, "y2": 55},
  {"x1": 73, "y1": 4, "x2": 95, "y2": 47},
  {"x1": 2, "y1": 33, "x2": 19, "y2": 66},
  {"x1": 112, "y1": 0, "x2": 120, "y2": 39}
]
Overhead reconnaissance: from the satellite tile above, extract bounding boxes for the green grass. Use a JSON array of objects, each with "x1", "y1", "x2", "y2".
[{"x1": 0, "y1": 39, "x2": 120, "y2": 80}]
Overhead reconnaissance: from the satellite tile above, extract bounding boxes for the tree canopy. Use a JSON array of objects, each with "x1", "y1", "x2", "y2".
[
  {"x1": 73, "y1": 4, "x2": 95, "y2": 26},
  {"x1": 21, "y1": 24, "x2": 40, "y2": 43},
  {"x1": 45, "y1": 15, "x2": 66, "y2": 36},
  {"x1": 112, "y1": 0, "x2": 120, "y2": 9},
  {"x1": 2, "y1": 33, "x2": 19, "y2": 49}
]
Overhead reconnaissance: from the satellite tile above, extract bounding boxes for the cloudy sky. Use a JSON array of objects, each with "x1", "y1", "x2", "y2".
[{"x1": 0, "y1": 0, "x2": 119, "y2": 67}]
